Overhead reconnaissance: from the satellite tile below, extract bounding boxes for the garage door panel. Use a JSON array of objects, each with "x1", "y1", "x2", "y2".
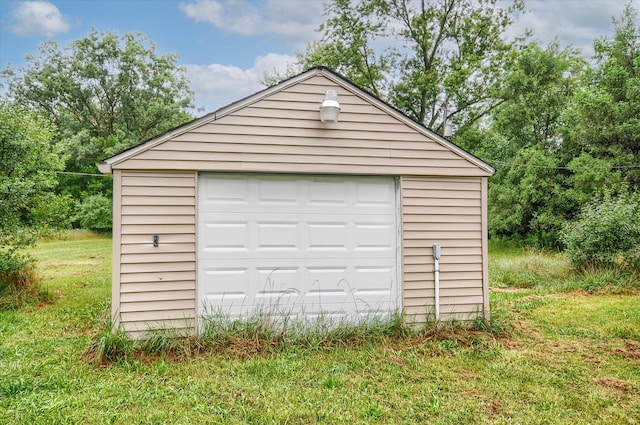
[
  {"x1": 203, "y1": 177, "x2": 249, "y2": 206},
  {"x1": 307, "y1": 222, "x2": 349, "y2": 251},
  {"x1": 198, "y1": 174, "x2": 399, "y2": 324},
  {"x1": 257, "y1": 178, "x2": 300, "y2": 205},
  {"x1": 307, "y1": 179, "x2": 349, "y2": 207},
  {"x1": 354, "y1": 179, "x2": 396, "y2": 207},
  {"x1": 201, "y1": 221, "x2": 249, "y2": 251},
  {"x1": 354, "y1": 266, "x2": 395, "y2": 290},
  {"x1": 256, "y1": 222, "x2": 300, "y2": 251},
  {"x1": 201, "y1": 267, "x2": 249, "y2": 294},
  {"x1": 200, "y1": 176, "x2": 395, "y2": 216}
]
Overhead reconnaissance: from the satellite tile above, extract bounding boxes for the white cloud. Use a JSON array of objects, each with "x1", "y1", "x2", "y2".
[
  {"x1": 179, "y1": 0, "x2": 261, "y2": 36},
  {"x1": 185, "y1": 53, "x2": 297, "y2": 112},
  {"x1": 8, "y1": 1, "x2": 71, "y2": 38},
  {"x1": 179, "y1": 0, "x2": 323, "y2": 40},
  {"x1": 510, "y1": 0, "x2": 639, "y2": 56}
]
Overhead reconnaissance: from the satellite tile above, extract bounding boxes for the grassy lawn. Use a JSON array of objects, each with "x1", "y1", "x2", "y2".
[{"x1": 1, "y1": 236, "x2": 639, "y2": 424}]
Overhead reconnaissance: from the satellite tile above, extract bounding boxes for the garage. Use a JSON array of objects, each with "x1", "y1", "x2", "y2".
[
  {"x1": 198, "y1": 174, "x2": 400, "y2": 322},
  {"x1": 98, "y1": 66, "x2": 494, "y2": 336}
]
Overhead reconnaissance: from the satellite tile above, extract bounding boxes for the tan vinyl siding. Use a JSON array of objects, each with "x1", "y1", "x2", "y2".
[
  {"x1": 401, "y1": 176, "x2": 485, "y2": 324},
  {"x1": 112, "y1": 75, "x2": 491, "y2": 177},
  {"x1": 115, "y1": 171, "x2": 197, "y2": 335}
]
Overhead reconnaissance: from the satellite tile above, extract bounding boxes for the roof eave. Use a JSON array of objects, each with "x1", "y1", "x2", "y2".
[{"x1": 97, "y1": 162, "x2": 112, "y2": 175}]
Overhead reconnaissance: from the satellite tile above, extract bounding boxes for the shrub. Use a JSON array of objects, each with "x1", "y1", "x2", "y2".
[
  {"x1": 561, "y1": 192, "x2": 640, "y2": 271},
  {"x1": 0, "y1": 248, "x2": 35, "y2": 292},
  {"x1": 0, "y1": 251, "x2": 50, "y2": 309},
  {"x1": 0, "y1": 230, "x2": 50, "y2": 310},
  {"x1": 75, "y1": 194, "x2": 112, "y2": 232}
]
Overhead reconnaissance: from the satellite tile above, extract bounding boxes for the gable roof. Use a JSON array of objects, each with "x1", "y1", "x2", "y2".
[{"x1": 98, "y1": 66, "x2": 494, "y2": 175}]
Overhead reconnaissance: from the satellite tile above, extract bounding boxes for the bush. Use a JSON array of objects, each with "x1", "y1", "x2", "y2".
[
  {"x1": 0, "y1": 248, "x2": 35, "y2": 292},
  {"x1": 0, "y1": 232, "x2": 51, "y2": 309},
  {"x1": 561, "y1": 192, "x2": 640, "y2": 271},
  {"x1": 75, "y1": 194, "x2": 112, "y2": 232}
]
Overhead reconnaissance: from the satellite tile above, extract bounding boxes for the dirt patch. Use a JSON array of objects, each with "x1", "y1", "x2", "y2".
[
  {"x1": 485, "y1": 400, "x2": 502, "y2": 416},
  {"x1": 491, "y1": 287, "x2": 529, "y2": 293},
  {"x1": 510, "y1": 319, "x2": 545, "y2": 341},
  {"x1": 593, "y1": 377, "x2": 631, "y2": 396},
  {"x1": 612, "y1": 339, "x2": 640, "y2": 359},
  {"x1": 546, "y1": 341, "x2": 577, "y2": 354},
  {"x1": 388, "y1": 354, "x2": 408, "y2": 368},
  {"x1": 497, "y1": 337, "x2": 521, "y2": 349},
  {"x1": 582, "y1": 353, "x2": 603, "y2": 365},
  {"x1": 385, "y1": 328, "x2": 503, "y2": 355},
  {"x1": 565, "y1": 289, "x2": 591, "y2": 297},
  {"x1": 459, "y1": 370, "x2": 477, "y2": 380},
  {"x1": 35, "y1": 301, "x2": 55, "y2": 309},
  {"x1": 593, "y1": 288, "x2": 640, "y2": 296}
]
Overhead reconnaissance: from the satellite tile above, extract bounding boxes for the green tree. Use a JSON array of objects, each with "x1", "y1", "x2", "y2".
[
  {"x1": 479, "y1": 43, "x2": 583, "y2": 245},
  {"x1": 0, "y1": 102, "x2": 68, "y2": 303},
  {"x1": 2, "y1": 28, "x2": 195, "y2": 202},
  {"x1": 293, "y1": 0, "x2": 523, "y2": 134},
  {"x1": 488, "y1": 147, "x2": 570, "y2": 246},
  {"x1": 0, "y1": 102, "x2": 68, "y2": 234},
  {"x1": 489, "y1": 42, "x2": 583, "y2": 152},
  {"x1": 564, "y1": 4, "x2": 640, "y2": 187}
]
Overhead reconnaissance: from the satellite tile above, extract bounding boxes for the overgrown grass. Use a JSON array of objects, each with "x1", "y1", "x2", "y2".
[
  {"x1": 86, "y1": 309, "x2": 489, "y2": 363},
  {"x1": 1, "y1": 233, "x2": 639, "y2": 424},
  {"x1": 0, "y1": 243, "x2": 53, "y2": 310},
  {"x1": 489, "y1": 242, "x2": 639, "y2": 294}
]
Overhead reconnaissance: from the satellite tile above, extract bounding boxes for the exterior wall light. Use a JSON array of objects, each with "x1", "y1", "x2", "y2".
[{"x1": 320, "y1": 90, "x2": 340, "y2": 122}]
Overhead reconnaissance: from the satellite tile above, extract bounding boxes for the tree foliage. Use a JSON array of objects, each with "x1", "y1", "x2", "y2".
[
  {"x1": 0, "y1": 102, "x2": 69, "y2": 235},
  {"x1": 561, "y1": 192, "x2": 640, "y2": 271},
  {"x1": 295, "y1": 0, "x2": 523, "y2": 134},
  {"x1": 2, "y1": 28, "x2": 195, "y2": 203},
  {"x1": 481, "y1": 42, "x2": 583, "y2": 245},
  {"x1": 75, "y1": 194, "x2": 113, "y2": 233},
  {"x1": 0, "y1": 102, "x2": 66, "y2": 304},
  {"x1": 564, "y1": 4, "x2": 640, "y2": 187}
]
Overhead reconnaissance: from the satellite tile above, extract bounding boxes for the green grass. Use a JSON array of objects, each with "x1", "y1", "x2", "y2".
[{"x1": 1, "y1": 234, "x2": 639, "y2": 424}]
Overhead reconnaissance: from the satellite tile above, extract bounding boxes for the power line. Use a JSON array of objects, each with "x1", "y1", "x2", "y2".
[
  {"x1": 490, "y1": 160, "x2": 640, "y2": 170},
  {"x1": 56, "y1": 171, "x2": 109, "y2": 177}
]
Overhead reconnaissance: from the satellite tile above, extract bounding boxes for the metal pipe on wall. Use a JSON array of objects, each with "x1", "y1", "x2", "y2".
[{"x1": 433, "y1": 243, "x2": 441, "y2": 321}]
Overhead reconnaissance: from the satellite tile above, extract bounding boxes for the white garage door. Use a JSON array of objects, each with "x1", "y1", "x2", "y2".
[{"x1": 197, "y1": 174, "x2": 400, "y2": 324}]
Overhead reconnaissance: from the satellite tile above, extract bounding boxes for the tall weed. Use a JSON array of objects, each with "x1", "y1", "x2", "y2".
[
  {"x1": 490, "y1": 247, "x2": 570, "y2": 288},
  {"x1": 86, "y1": 308, "x2": 133, "y2": 364},
  {"x1": 0, "y1": 247, "x2": 51, "y2": 310}
]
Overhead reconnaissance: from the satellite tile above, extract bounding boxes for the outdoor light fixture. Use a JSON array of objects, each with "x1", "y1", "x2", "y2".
[{"x1": 320, "y1": 90, "x2": 340, "y2": 122}]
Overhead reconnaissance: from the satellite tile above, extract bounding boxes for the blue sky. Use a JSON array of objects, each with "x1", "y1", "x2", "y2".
[{"x1": 0, "y1": 0, "x2": 637, "y2": 112}]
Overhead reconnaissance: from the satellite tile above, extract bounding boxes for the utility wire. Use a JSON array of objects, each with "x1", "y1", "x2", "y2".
[
  {"x1": 53, "y1": 162, "x2": 640, "y2": 174},
  {"x1": 490, "y1": 160, "x2": 640, "y2": 170},
  {"x1": 56, "y1": 171, "x2": 109, "y2": 177}
]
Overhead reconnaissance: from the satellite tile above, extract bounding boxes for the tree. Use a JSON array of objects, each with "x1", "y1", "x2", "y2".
[
  {"x1": 2, "y1": 28, "x2": 195, "y2": 202},
  {"x1": 564, "y1": 4, "x2": 640, "y2": 187},
  {"x1": 0, "y1": 102, "x2": 68, "y2": 234},
  {"x1": 489, "y1": 42, "x2": 583, "y2": 153},
  {"x1": 478, "y1": 42, "x2": 583, "y2": 246},
  {"x1": 0, "y1": 102, "x2": 68, "y2": 304},
  {"x1": 293, "y1": 0, "x2": 524, "y2": 134},
  {"x1": 488, "y1": 147, "x2": 570, "y2": 246}
]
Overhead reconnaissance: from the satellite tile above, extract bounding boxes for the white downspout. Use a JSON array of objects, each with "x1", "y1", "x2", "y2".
[{"x1": 433, "y1": 243, "x2": 442, "y2": 321}]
